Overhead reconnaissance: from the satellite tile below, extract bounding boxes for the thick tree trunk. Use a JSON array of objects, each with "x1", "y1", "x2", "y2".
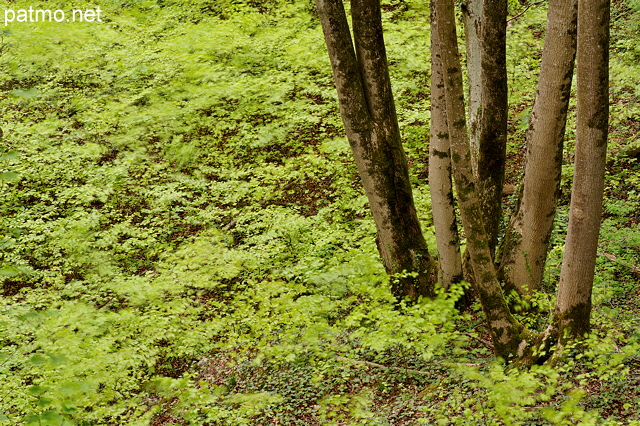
[
  {"x1": 429, "y1": 2, "x2": 464, "y2": 289},
  {"x1": 477, "y1": 0, "x2": 508, "y2": 254},
  {"x1": 554, "y1": 0, "x2": 609, "y2": 343},
  {"x1": 432, "y1": 0, "x2": 525, "y2": 359},
  {"x1": 499, "y1": 0, "x2": 578, "y2": 298},
  {"x1": 315, "y1": 0, "x2": 437, "y2": 299}
]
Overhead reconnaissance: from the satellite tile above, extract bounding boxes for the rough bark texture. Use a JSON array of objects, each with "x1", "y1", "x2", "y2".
[
  {"x1": 499, "y1": 0, "x2": 578, "y2": 297},
  {"x1": 462, "y1": 0, "x2": 483, "y2": 175},
  {"x1": 554, "y1": 0, "x2": 609, "y2": 343},
  {"x1": 477, "y1": 0, "x2": 508, "y2": 254},
  {"x1": 429, "y1": 1, "x2": 463, "y2": 289},
  {"x1": 432, "y1": 0, "x2": 525, "y2": 359},
  {"x1": 315, "y1": 0, "x2": 437, "y2": 299}
]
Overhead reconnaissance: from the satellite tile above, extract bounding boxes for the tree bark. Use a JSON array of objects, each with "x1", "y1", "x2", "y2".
[
  {"x1": 429, "y1": 2, "x2": 464, "y2": 289},
  {"x1": 315, "y1": 0, "x2": 438, "y2": 299},
  {"x1": 432, "y1": 0, "x2": 525, "y2": 359},
  {"x1": 462, "y1": 0, "x2": 483, "y2": 176},
  {"x1": 499, "y1": 0, "x2": 578, "y2": 298},
  {"x1": 554, "y1": 0, "x2": 609, "y2": 343},
  {"x1": 477, "y1": 0, "x2": 508, "y2": 255}
]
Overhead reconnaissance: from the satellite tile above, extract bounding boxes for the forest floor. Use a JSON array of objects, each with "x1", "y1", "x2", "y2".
[{"x1": 1, "y1": 0, "x2": 639, "y2": 424}]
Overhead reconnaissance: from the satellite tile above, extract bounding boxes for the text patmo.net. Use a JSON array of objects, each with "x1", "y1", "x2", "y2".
[{"x1": 4, "y1": 7, "x2": 103, "y2": 26}]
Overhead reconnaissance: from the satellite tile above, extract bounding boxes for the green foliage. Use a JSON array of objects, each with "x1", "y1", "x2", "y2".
[
  {"x1": 420, "y1": 328, "x2": 640, "y2": 425},
  {"x1": 0, "y1": 0, "x2": 638, "y2": 423}
]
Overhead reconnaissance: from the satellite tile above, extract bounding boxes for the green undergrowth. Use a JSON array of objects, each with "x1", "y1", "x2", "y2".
[{"x1": 0, "y1": 0, "x2": 639, "y2": 424}]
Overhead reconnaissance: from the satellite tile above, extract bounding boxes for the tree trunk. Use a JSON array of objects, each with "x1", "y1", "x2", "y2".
[
  {"x1": 554, "y1": 0, "x2": 609, "y2": 343},
  {"x1": 429, "y1": 2, "x2": 464, "y2": 289},
  {"x1": 499, "y1": 0, "x2": 578, "y2": 298},
  {"x1": 462, "y1": 0, "x2": 483, "y2": 176},
  {"x1": 477, "y1": 0, "x2": 508, "y2": 255},
  {"x1": 315, "y1": 0, "x2": 438, "y2": 299},
  {"x1": 432, "y1": 0, "x2": 525, "y2": 359},
  {"x1": 459, "y1": 0, "x2": 483, "y2": 289}
]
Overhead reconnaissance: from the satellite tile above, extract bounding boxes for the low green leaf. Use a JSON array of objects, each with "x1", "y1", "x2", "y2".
[
  {"x1": 0, "y1": 151, "x2": 17, "y2": 161},
  {"x1": 0, "y1": 171, "x2": 18, "y2": 182},
  {"x1": 10, "y1": 88, "x2": 42, "y2": 99}
]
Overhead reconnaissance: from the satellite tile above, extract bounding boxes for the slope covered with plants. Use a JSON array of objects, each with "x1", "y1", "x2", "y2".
[{"x1": 0, "y1": 0, "x2": 639, "y2": 424}]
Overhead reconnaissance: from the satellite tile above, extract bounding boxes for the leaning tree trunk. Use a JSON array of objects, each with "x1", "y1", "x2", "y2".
[
  {"x1": 429, "y1": 2, "x2": 464, "y2": 289},
  {"x1": 432, "y1": 0, "x2": 527, "y2": 359},
  {"x1": 499, "y1": 0, "x2": 578, "y2": 298},
  {"x1": 477, "y1": 0, "x2": 508, "y2": 255},
  {"x1": 315, "y1": 0, "x2": 438, "y2": 299},
  {"x1": 554, "y1": 0, "x2": 609, "y2": 344}
]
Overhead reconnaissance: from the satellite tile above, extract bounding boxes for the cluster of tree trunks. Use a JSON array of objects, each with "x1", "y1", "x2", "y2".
[{"x1": 315, "y1": 0, "x2": 609, "y2": 364}]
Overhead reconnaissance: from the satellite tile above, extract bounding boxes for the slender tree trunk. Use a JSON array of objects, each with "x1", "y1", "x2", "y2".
[
  {"x1": 555, "y1": 0, "x2": 609, "y2": 343},
  {"x1": 477, "y1": 0, "x2": 508, "y2": 254},
  {"x1": 315, "y1": 0, "x2": 438, "y2": 299},
  {"x1": 462, "y1": 0, "x2": 483, "y2": 175},
  {"x1": 499, "y1": 0, "x2": 578, "y2": 297},
  {"x1": 459, "y1": 0, "x2": 484, "y2": 288},
  {"x1": 429, "y1": 1, "x2": 463, "y2": 289},
  {"x1": 432, "y1": 0, "x2": 525, "y2": 358}
]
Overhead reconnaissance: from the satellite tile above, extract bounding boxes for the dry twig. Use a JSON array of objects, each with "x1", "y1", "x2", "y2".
[
  {"x1": 507, "y1": 1, "x2": 546, "y2": 23},
  {"x1": 598, "y1": 252, "x2": 640, "y2": 279}
]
